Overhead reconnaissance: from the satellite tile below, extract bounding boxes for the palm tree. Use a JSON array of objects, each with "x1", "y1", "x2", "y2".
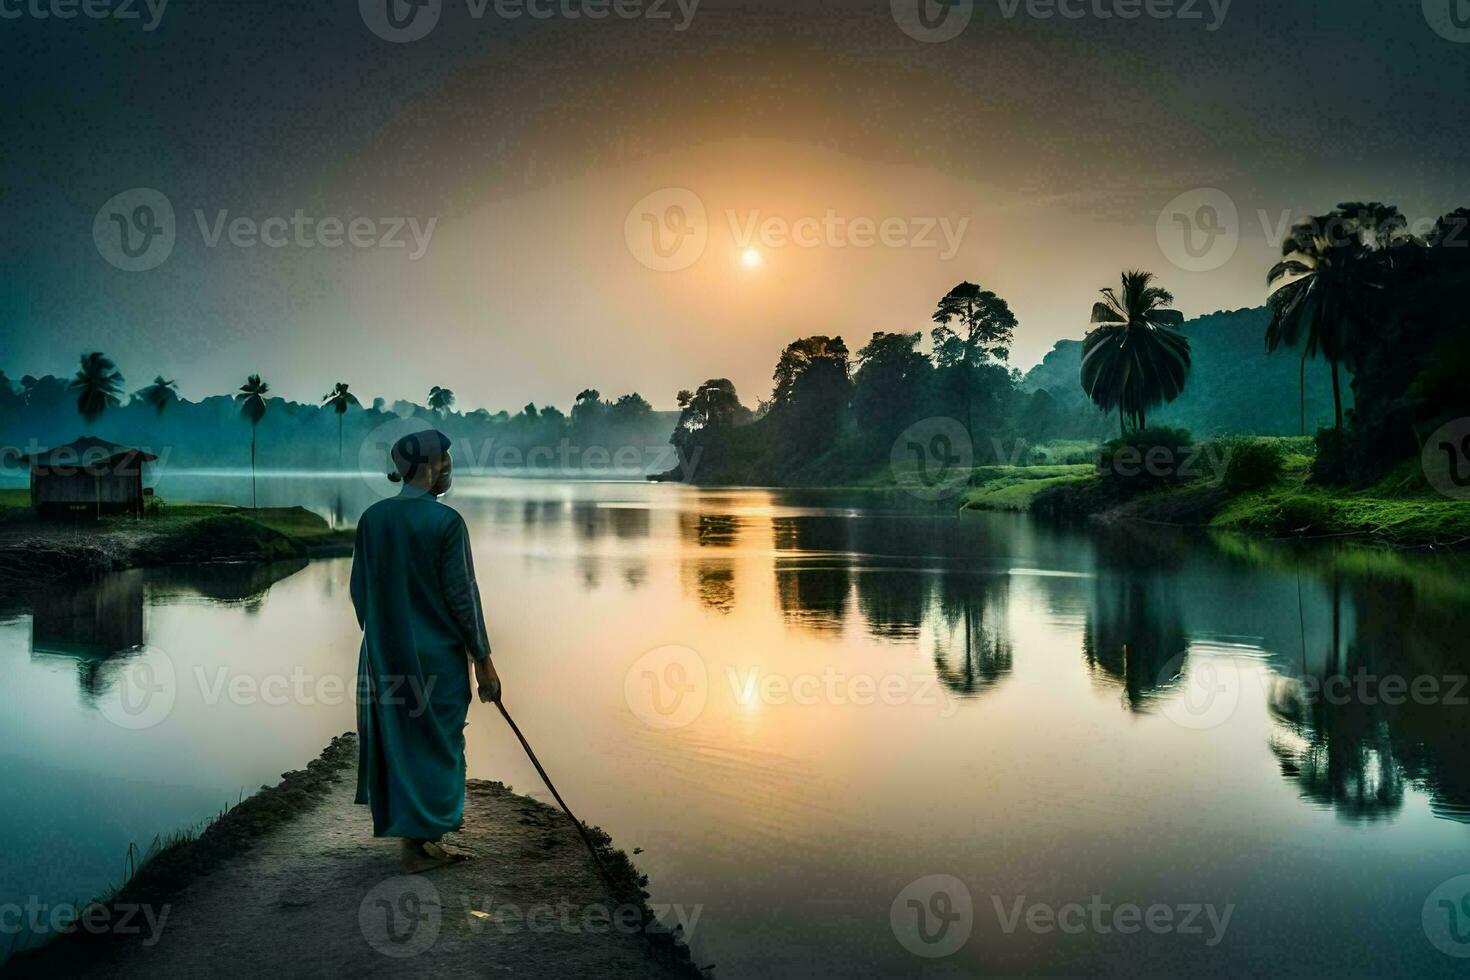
[
  {"x1": 1265, "y1": 203, "x2": 1408, "y2": 437},
  {"x1": 237, "y1": 374, "x2": 270, "y2": 508},
  {"x1": 1080, "y1": 271, "x2": 1191, "y2": 434},
  {"x1": 321, "y1": 382, "x2": 360, "y2": 462},
  {"x1": 427, "y1": 386, "x2": 455, "y2": 415},
  {"x1": 136, "y1": 376, "x2": 179, "y2": 416},
  {"x1": 70, "y1": 352, "x2": 125, "y2": 426}
]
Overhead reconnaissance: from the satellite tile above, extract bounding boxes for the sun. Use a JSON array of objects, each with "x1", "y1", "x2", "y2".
[{"x1": 741, "y1": 247, "x2": 763, "y2": 269}]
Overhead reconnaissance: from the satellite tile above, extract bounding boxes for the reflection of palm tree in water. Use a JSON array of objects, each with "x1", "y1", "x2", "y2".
[
  {"x1": 1264, "y1": 569, "x2": 1470, "y2": 823},
  {"x1": 1266, "y1": 674, "x2": 1405, "y2": 822},
  {"x1": 931, "y1": 575, "x2": 1012, "y2": 697},
  {"x1": 1082, "y1": 574, "x2": 1189, "y2": 710},
  {"x1": 1268, "y1": 571, "x2": 1404, "y2": 820}
]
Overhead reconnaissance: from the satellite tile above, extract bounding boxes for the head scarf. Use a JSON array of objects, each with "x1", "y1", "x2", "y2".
[{"x1": 387, "y1": 428, "x2": 452, "y2": 484}]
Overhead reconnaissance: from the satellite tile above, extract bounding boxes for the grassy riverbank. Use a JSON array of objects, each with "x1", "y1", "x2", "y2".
[
  {"x1": 1, "y1": 734, "x2": 701, "y2": 977},
  {"x1": 0, "y1": 492, "x2": 354, "y2": 587},
  {"x1": 960, "y1": 441, "x2": 1470, "y2": 549},
  {"x1": 952, "y1": 464, "x2": 1095, "y2": 511}
]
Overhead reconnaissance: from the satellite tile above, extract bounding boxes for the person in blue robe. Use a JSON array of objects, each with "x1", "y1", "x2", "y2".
[{"x1": 350, "y1": 428, "x2": 501, "y2": 874}]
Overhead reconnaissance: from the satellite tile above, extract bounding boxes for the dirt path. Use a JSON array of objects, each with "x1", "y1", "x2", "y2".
[{"x1": 12, "y1": 737, "x2": 701, "y2": 979}]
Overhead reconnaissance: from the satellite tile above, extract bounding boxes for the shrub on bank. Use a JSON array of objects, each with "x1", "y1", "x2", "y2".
[
  {"x1": 1095, "y1": 427, "x2": 1195, "y2": 486},
  {"x1": 1212, "y1": 436, "x2": 1286, "y2": 491}
]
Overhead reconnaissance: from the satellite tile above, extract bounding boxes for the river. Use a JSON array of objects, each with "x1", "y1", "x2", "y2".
[{"x1": 2, "y1": 472, "x2": 1468, "y2": 975}]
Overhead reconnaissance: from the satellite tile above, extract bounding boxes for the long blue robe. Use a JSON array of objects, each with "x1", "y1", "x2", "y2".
[{"x1": 350, "y1": 486, "x2": 491, "y2": 839}]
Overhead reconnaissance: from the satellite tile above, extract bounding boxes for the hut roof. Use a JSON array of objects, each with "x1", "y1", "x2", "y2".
[{"x1": 22, "y1": 436, "x2": 159, "y2": 468}]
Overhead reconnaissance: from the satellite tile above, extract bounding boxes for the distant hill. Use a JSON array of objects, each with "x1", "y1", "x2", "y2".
[{"x1": 1021, "y1": 306, "x2": 1349, "y2": 438}]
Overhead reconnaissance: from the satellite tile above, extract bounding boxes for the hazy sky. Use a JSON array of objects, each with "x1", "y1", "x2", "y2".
[{"x1": 3, "y1": 0, "x2": 1467, "y2": 410}]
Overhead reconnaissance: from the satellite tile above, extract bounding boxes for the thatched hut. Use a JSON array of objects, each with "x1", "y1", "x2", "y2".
[{"x1": 22, "y1": 436, "x2": 157, "y2": 518}]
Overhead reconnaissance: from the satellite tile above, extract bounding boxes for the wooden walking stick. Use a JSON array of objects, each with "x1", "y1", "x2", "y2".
[{"x1": 492, "y1": 697, "x2": 616, "y2": 887}]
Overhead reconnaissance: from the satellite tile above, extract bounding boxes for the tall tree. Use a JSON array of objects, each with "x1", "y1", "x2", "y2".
[
  {"x1": 321, "y1": 381, "x2": 360, "y2": 462},
  {"x1": 931, "y1": 282, "x2": 1018, "y2": 366},
  {"x1": 428, "y1": 386, "x2": 455, "y2": 415},
  {"x1": 852, "y1": 331, "x2": 933, "y2": 441},
  {"x1": 70, "y1": 351, "x2": 125, "y2": 426},
  {"x1": 570, "y1": 388, "x2": 605, "y2": 433},
  {"x1": 675, "y1": 379, "x2": 747, "y2": 432},
  {"x1": 237, "y1": 374, "x2": 270, "y2": 508},
  {"x1": 1266, "y1": 203, "x2": 1410, "y2": 438},
  {"x1": 136, "y1": 376, "x2": 179, "y2": 416},
  {"x1": 609, "y1": 392, "x2": 653, "y2": 424},
  {"x1": 771, "y1": 336, "x2": 851, "y2": 456},
  {"x1": 1080, "y1": 271, "x2": 1191, "y2": 433},
  {"x1": 671, "y1": 379, "x2": 750, "y2": 478}
]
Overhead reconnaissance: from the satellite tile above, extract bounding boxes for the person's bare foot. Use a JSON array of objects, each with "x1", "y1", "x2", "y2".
[{"x1": 400, "y1": 838, "x2": 473, "y2": 875}]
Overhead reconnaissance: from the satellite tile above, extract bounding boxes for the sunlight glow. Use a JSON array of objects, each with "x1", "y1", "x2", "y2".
[{"x1": 741, "y1": 247, "x2": 763, "y2": 269}]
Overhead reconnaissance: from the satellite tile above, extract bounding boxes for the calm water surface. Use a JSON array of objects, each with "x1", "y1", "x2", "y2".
[{"x1": 2, "y1": 472, "x2": 1468, "y2": 976}]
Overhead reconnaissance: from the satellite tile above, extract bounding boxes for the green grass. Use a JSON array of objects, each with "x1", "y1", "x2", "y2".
[
  {"x1": 1210, "y1": 470, "x2": 1470, "y2": 546},
  {"x1": 140, "y1": 501, "x2": 344, "y2": 539},
  {"x1": 960, "y1": 464, "x2": 1095, "y2": 512},
  {"x1": 1019, "y1": 439, "x2": 1470, "y2": 549},
  {"x1": 241, "y1": 506, "x2": 349, "y2": 542},
  {"x1": 0, "y1": 495, "x2": 353, "y2": 564}
]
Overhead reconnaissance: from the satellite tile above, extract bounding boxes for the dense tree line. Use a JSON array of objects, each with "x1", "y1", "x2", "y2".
[
  {"x1": 665, "y1": 282, "x2": 1031, "y2": 485},
  {"x1": 668, "y1": 200, "x2": 1468, "y2": 488},
  {"x1": 0, "y1": 364, "x2": 674, "y2": 483},
  {"x1": 8, "y1": 200, "x2": 1462, "y2": 493},
  {"x1": 1264, "y1": 202, "x2": 1470, "y2": 482}
]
